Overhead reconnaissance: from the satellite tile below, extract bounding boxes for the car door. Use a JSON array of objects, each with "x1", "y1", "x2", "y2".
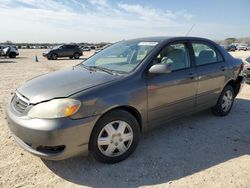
[
  {"x1": 146, "y1": 41, "x2": 197, "y2": 125},
  {"x1": 66, "y1": 45, "x2": 74, "y2": 56},
  {"x1": 191, "y1": 41, "x2": 226, "y2": 110},
  {"x1": 56, "y1": 45, "x2": 65, "y2": 57},
  {"x1": 62, "y1": 45, "x2": 72, "y2": 57}
]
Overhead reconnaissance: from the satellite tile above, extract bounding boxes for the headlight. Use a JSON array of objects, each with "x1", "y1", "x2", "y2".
[{"x1": 28, "y1": 98, "x2": 81, "y2": 119}]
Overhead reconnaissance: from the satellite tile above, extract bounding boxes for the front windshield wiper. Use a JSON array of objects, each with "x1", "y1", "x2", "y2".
[
  {"x1": 79, "y1": 64, "x2": 114, "y2": 75},
  {"x1": 88, "y1": 66, "x2": 115, "y2": 75},
  {"x1": 79, "y1": 64, "x2": 127, "y2": 75}
]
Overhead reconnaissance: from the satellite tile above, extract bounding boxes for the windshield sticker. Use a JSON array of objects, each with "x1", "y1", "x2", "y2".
[{"x1": 138, "y1": 42, "x2": 158, "y2": 46}]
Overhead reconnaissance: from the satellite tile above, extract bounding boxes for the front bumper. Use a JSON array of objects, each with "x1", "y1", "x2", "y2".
[
  {"x1": 42, "y1": 53, "x2": 49, "y2": 58},
  {"x1": 6, "y1": 104, "x2": 98, "y2": 160}
]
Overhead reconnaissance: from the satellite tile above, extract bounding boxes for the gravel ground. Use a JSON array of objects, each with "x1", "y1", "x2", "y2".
[{"x1": 0, "y1": 50, "x2": 250, "y2": 188}]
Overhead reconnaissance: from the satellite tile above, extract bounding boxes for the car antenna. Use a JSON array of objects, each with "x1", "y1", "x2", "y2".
[{"x1": 185, "y1": 24, "x2": 195, "y2": 36}]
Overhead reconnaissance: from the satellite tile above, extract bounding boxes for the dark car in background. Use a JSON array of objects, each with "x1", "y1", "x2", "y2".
[
  {"x1": 6, "y1": 37, "x2": 244, "y2": 163},
  {"x1": 42, "y1": 44, "x2": 83, "y2": 60},
  {"x1": 224, "y1": 44, "x2": 237, "y2": 52}
]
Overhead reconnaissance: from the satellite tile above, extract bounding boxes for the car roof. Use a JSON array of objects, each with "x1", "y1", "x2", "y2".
[
  {"x1": 65, "y1": 44, "x2": 78, "y2": 46},
  {"x1": 126, "y1": 36, "x2": 216, "y2": 44}
]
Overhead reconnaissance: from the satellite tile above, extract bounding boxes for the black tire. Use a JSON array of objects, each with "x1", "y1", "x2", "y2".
[
  {"x1": 51, "y1": 53, "x2": 57, "y2": 60},
  {"x1": 89, "y1": 110, "x2": 140, "y2": 163},
  {"x1": 9, "y1": 52, "x2": 16, "y2": 58},
  {"x1": 69, "y1": 56, "x2": 73, "y2": 59},
  {"x1": 74, "y1": 53, "x2": 80, "y2": 59},
  {"x1": 211, "y1": 85, "x2": 235, "y2": 116}
]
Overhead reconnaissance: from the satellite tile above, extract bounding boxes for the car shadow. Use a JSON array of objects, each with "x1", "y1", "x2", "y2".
[
  {"x1": 0, "y1": 60, "x2": 17, "y2": 63},
  {"x1": 43, "y1": 98, "x2": 250, "y2": 187},
  {"x1": 15, "y1": 56, "x2": 28, "y2": 59}
]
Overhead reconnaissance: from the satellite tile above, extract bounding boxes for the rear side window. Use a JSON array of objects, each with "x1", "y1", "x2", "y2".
[{"x1": 192, "y1": 43, "x2": 223, "y2": 66}]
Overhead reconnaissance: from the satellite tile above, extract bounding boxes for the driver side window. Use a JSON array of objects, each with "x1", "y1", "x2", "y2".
[{"x1": 153, "y1": 43, "x2": 190, "y2": 71}]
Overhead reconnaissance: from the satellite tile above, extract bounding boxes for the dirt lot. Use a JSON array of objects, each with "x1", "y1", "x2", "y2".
[{"x1": 0, "y1": 50, "x2": 250, "y2": 188}]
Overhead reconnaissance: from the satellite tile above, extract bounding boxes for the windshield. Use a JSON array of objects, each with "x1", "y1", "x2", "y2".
[
  {"x1": 82, "y1": 40, "x2": 158, "y2": 73},
  {"x1": 52, "y1": 45, "x2": 61, "y2": 49}
]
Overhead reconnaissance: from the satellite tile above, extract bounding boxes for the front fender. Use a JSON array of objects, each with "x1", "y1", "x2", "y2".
[{"x1": 70, "y1": 76, "x2": 148, "y2": 127}]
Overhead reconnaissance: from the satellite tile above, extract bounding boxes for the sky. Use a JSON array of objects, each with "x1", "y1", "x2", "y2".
[{"x1": 0, "y1": 0, "x2": 249, "y2": 43}]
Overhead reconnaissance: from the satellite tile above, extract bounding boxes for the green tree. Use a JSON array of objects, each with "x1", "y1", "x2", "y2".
[{"x1": 224, "y1": 38, "x2": 237, "y2": 45}]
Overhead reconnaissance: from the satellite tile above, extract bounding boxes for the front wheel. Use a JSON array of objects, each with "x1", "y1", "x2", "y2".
[
  {"x1": 89, "y1": 110, "x2": 140, "y2": 163},
  {"x1": 211, "y1": 85, "x2": 235, "y2": 116},
  {"x1": 9, "y1": 52, "x2": 16, "y2": 58}
]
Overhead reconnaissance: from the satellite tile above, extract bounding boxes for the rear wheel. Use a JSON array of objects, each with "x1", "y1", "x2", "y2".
[
  {"x1": 89, "y1": 110, "x2": 140, "y2": 163},
  {"x1": 211, "y1": 85, "x2": 235, "y2": 116},
  {"x1": 74, "y1": 53, "x2": 80, "y2": 59}
]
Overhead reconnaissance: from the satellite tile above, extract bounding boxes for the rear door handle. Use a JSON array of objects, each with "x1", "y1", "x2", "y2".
[
  {"x1": 221, "y1": 66, "x2": 225, "y2": 71},
  {"x1": 188, "y1": 72, "x2": 196, "y2": 79}
]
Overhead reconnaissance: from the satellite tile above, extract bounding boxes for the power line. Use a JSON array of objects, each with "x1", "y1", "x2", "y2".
[{"x1": 185, "y1": 24, "x2": 195, "y2": 36}]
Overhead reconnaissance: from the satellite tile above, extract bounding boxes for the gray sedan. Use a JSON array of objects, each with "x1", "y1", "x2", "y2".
[{"x1": 6, "y1": 37, "x2": 244, "y2": 163}]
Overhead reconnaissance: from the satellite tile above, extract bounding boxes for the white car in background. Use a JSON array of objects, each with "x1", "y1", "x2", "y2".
[
  {"x1": 237, "y1": 44, "x2": 248, "y2": 51},
  {"x1": 0, "y1": 45, "x2": 19, "y2": 58},
  {"x1": 81, "y1": 46, "x2": 91, "y2": 51}
]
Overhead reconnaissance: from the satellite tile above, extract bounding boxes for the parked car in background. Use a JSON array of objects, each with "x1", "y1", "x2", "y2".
[
  {"x1": 6, "y1": 37, "x2": 244, "y2": 163},
  {"x1": 237, "y1": 44, "x2": 248, "y2": 51},
  {"x1": 94, "y1": 45, "x2": 110, "y2": 54},
  {"x1": 225, "y1": 44, "x2": 237, "y2": 51},
  {"x1": 81, "y1": 46, "x2": 91, "y2": 51},
  {"x1": 94, "y1": 49, "x2": 102, "y2": 54},
  {"x1": 0, "y1": 45, "x2": 19, "y2": 58},
  {"x1": 243, "y1": 56, "x2": 250, "y2": 83},
  {"x1": 42, "y1": 44, "x2": 83, "y2": 60}
]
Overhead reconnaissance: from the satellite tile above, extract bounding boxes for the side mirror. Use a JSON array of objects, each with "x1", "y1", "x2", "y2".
[{"x1": 148, "y1": 63, "x2": 172, "y2": 74}]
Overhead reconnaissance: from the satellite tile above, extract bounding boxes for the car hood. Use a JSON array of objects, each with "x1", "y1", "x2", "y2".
[
  {"x1": 17, "y1": 66, "x2": 122, "y2": 104},
  {"x1": 44, "y1": 49, "x2": 53, "y2": 54}
]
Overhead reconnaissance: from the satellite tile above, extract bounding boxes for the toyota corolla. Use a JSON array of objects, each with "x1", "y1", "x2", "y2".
[{"x1": 6, "y1": 37, "x2": 244, "y2": 163}]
